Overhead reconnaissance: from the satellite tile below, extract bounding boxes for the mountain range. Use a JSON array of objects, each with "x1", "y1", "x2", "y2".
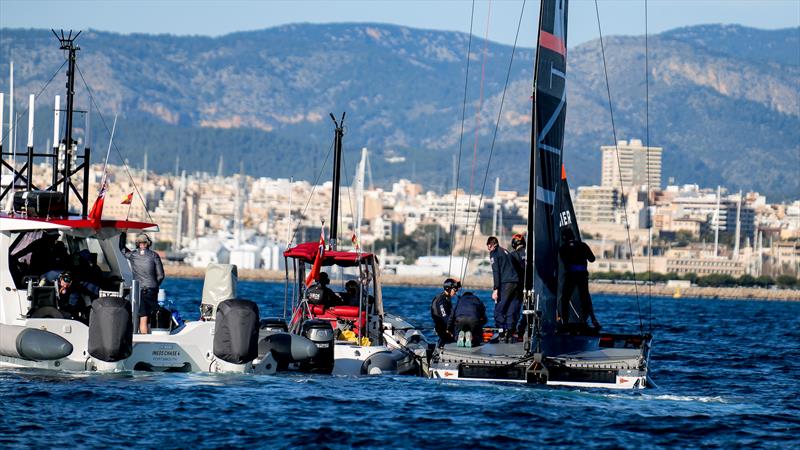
[{"x1": 0, "y1": 23, "x2": 797, "y2": 200}]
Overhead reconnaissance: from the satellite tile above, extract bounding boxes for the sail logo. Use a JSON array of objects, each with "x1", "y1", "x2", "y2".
[{"x1": 559, "y1": 210, "x2": 572, "y2": 227}]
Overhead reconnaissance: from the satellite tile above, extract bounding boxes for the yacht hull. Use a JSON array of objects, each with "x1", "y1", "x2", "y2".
[{"x1": 428, "y1": 333, "x2": 652, "y2": 390}]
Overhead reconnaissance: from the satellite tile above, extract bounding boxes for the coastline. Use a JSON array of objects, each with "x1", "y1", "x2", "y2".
[{"x1": 164, "y1": 266, "x2": 799, "y2": 301}]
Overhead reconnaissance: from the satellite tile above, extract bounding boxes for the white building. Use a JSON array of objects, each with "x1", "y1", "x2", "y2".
[{"x1": 601, "y1": 139, "x2": 663, "y2": 190}]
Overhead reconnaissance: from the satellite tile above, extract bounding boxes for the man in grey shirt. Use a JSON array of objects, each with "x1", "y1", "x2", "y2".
[{"x1": 120, "y1": 233, "x2": 164, "y2": 333}]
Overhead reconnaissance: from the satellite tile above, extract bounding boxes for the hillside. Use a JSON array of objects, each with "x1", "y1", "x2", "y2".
[{"x1": 0, "y1": 23, "x2": 797, "y2": 199}]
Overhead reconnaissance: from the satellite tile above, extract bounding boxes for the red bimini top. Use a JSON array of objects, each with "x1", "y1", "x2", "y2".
[
  {"x1": 283, "y1": 241, "x2": 375, "y2": 267},
  {"x1": 0, "y1": 213, "x2": 158, "y2": 233}
]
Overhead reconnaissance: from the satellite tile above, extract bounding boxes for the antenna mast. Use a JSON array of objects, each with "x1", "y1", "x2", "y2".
[
  {"x1": 53, "y1": 29, "x2": 82, "y2": 211},
  {"x1": 329, "y1": 112, "x2": 345, "y2": 250}
]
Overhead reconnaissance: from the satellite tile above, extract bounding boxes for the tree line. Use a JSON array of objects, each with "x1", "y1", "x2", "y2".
[{"x1": 589, "y1": 271, "x2": 799, "y2": 289}]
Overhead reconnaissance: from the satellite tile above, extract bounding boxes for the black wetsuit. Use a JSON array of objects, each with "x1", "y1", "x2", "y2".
[
  {"x1": 510, "y1": 247, "x2": 526, "y2": 336},
  {"x1": 490, "y1": 245, "x2": 519, "y2": 331},
  {"x1": 558, "y1": 239, "x2": 597, "y2": 325},
  {"x1": 306, "y1": 283, "x2": 340, "y2": 308},
  {"x1": 448, "y1": 293, "x2": 487, "y2": 347},
  {"x1": 430, "y1": 291, "x2": 454, "y2": 348}
]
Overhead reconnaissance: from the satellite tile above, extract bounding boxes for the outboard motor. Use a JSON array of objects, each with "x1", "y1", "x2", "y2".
[
  {"x1": 259, "y1": 318, "x2": 288, "y2": 338},
  {"x1": 213, "y1": 298, "x2": 259, "y2": 365},
  {"x1": 258, "y1": 332, "x2": 319, "y2": 371},
  {"x1": 298, "y1": 319, "x2": 335, "y2": 374},
  {"x1": 88, "y1": 296, "x2": 133, "y2": 362}
]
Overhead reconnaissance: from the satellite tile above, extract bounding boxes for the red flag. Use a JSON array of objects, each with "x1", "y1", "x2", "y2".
[
  {"x1": 351, "y1": 233, "x2": 360, "y2": 251},
  {"x1": 121, "y1": 192, "x2": 133, "y2": 205},
  {"x1": 304, "y1": 227, "x2": 326, "y2": 287},
  {"x1": 88, "y1": 181, "x2": 107, "y2": 229}
]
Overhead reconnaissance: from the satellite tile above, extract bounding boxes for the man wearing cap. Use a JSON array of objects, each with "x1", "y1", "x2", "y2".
[
  {"x1": 39, "y1": 270, "x2": 98, "y2": 322},
  {"x1": 339, "y1": 280, "x2": 361, "y2": 307},
  {"x1": 487, "y1": 236, "x2": 519, "y2": 342},
  {"x1": 120, "y1": 232, "x2": 165, "y2": 334},
  {"x1": 430, "y1": 278, "x2": 459, "y2": 348}
]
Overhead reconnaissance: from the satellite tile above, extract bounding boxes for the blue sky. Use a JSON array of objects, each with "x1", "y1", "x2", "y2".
[{"x1": 1, "y1": 0, "x2": 798, "y2": 47}]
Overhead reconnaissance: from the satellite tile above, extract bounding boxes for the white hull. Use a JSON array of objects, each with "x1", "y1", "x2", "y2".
[
  {"x1": 429, "y1": 366, "x2": 648, "y2": 389},
  {"x1": 332, "y1": 343, "x2": 397, "y2": 375},
  {"x1": 0, "y1": 319, "x2": 276, "y2": 374}
]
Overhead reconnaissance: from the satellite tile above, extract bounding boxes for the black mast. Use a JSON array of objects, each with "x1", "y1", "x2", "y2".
[
  {"x1": 524, "y1": 0, "x2": 547, "y2": 355},
  {"x1": 53, "y1": 29, "x2": 81, "y2": 212},
  {"x1": 328, "y1": 112, "x2": 345, "y2": 250}
]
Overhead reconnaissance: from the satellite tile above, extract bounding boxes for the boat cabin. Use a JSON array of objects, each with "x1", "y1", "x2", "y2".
[
  {"x1": 0, "y1": 211, "x2": 157, "y2": 324},
  {"x1": 283, "y1": 242, "x2": 384, "y2": 346}
]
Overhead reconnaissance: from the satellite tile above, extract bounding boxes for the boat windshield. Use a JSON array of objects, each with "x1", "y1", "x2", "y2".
[{"x1": 7, "y1": 230, "x2": 118, "y2": 289}]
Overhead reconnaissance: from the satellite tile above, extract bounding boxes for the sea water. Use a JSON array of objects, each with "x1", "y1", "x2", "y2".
[{"x1": 1, "y1": 279, "x2": 799, "y2": 448}]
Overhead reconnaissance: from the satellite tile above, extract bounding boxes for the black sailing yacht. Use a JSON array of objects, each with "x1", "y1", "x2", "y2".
[{"x1": 427, "y1": 0, "x2": 653, "y2": 389}]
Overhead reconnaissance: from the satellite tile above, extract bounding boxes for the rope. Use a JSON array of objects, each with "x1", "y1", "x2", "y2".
[
  {"x1": 460, "y1": 0, "x2": 527, "y2": 284},
  {"x1": 75, "y1": 63, "x2": 156, "y2": 226},
  {"x1": 448, "y1": 0, "x2": 476, "y2": 279},
  {"x1": 460, "y1": 0, "x2": 494, "y2": 281},
  {"x1": 645, "y1": 0, "x2": 653, "y2": 332},
  {"x1": 594, "y1": 0, "x2": 644, "y2": 334},
  {"x1": 340, "y1": 140, "x2": 356, "y2": 248},
  {"x1": 288, "y1": 138, "x2": 335, "y2": 247}
]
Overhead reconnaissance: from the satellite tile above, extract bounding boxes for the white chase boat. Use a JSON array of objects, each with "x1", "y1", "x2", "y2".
[
  {"x1": 276, "y1": 114, "x2": 429, "y2": 376},
  {"x1": 0, "y1": 31, "x2": 317, "y2": 375}
]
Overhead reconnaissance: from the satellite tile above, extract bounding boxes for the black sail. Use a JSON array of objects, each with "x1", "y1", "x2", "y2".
[{"x1": 526, "y1": 0, "x2": 571, "y2": 338}]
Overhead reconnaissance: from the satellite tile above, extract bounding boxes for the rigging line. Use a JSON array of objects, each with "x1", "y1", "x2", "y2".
[
  {"x1": 448, "y1": 0, "x2": 476, "y2": 279},
  {"x1": 594, "y1": 0, "x2": 644, "y2": 334},
  {"x1": 340, "y1": 142, "x2": 356, "y2": 247},
  {"x1": 0, "y1": 59, "x2": 68, "y2": 146},
  {"x1": 288, "y1": 138, "x2": 335, "y2": 247},
  {"x1": 645, "y1": 0, "x2": 653, "y2": 332},
  {"x1": 460, "y1": 0, "x2": 527, "y2": 284},
  {"x1": 74, "y1": 63, "x2": 156, "y2": 226},
  {"x1": 461, "y1": 0, "x2": 493, "y2": 279}
]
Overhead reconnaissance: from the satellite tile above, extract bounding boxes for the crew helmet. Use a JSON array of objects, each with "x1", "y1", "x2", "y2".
[
  {"x1": 511, "y1": 233, "x2": 525, "y2": 249},
  {"x1": 443, "y1": 278, "x2": 461, "y2": 292},
  {"x1": 135, "y1": 233, "x2": 153, "y2": 247}
]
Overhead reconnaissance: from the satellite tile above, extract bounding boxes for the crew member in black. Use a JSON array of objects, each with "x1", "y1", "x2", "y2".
[
  {"x1": 40, "y1": 270, "x2": 99, "y2": 322},
  {"x1": 430, "y1": 278, "x2": 459, "y2": 348},
  {"x1": 558, "y1": 229, "x2": 601, "y2": 329},
  {"x1": 447, "y1": 291, "x2": 487, "y2": 348},
  {"x1": 487, "y1": 236, "x2": 519, "y2": 341},
  {"x1": 509, "y1": 234, "x2": 526, "y2": 340},
  {"x1": 339, "y1": 280, "x2": 360, "y2": 307},
  {"x1": 306, "y1": 272, "x2": 341, "y2": 308}
]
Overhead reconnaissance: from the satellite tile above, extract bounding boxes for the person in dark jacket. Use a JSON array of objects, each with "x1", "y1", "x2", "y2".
[
  {"x1": 430, "y1": 278, "x2": 460, "y2": 348},
  {"x1": 306, "y1": 272, "x2": 341, "y2": 308},
  {"x1": 558, "y1": 229, "x2": 600, "y2": 329},
  {"x1": 487, "y1": 236, "x2": 519, "y2": 341},
  {"x1": 40, "y1": 270, "x2": 99, "y2": 322},
  {"x1": 339, "y1": 280, "x2": 360, "y2": 307},
  {"x1": 120, "y1": 232, "x2": 165, "y2": 334},
  {"x1": 509, "y1": 234, "x2": 527, "y2": 340},
  {"x1": 447, "y1": 291, "x2": 487, "y2": 348}
]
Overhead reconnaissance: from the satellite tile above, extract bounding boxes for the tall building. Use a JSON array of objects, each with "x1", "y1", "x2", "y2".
[
  {"x1": 574, "y1": 185, "x2": 621, "y2": 224},
  {"x1": 601, "y1": 139, "x2": 663, "y2": 190}
]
